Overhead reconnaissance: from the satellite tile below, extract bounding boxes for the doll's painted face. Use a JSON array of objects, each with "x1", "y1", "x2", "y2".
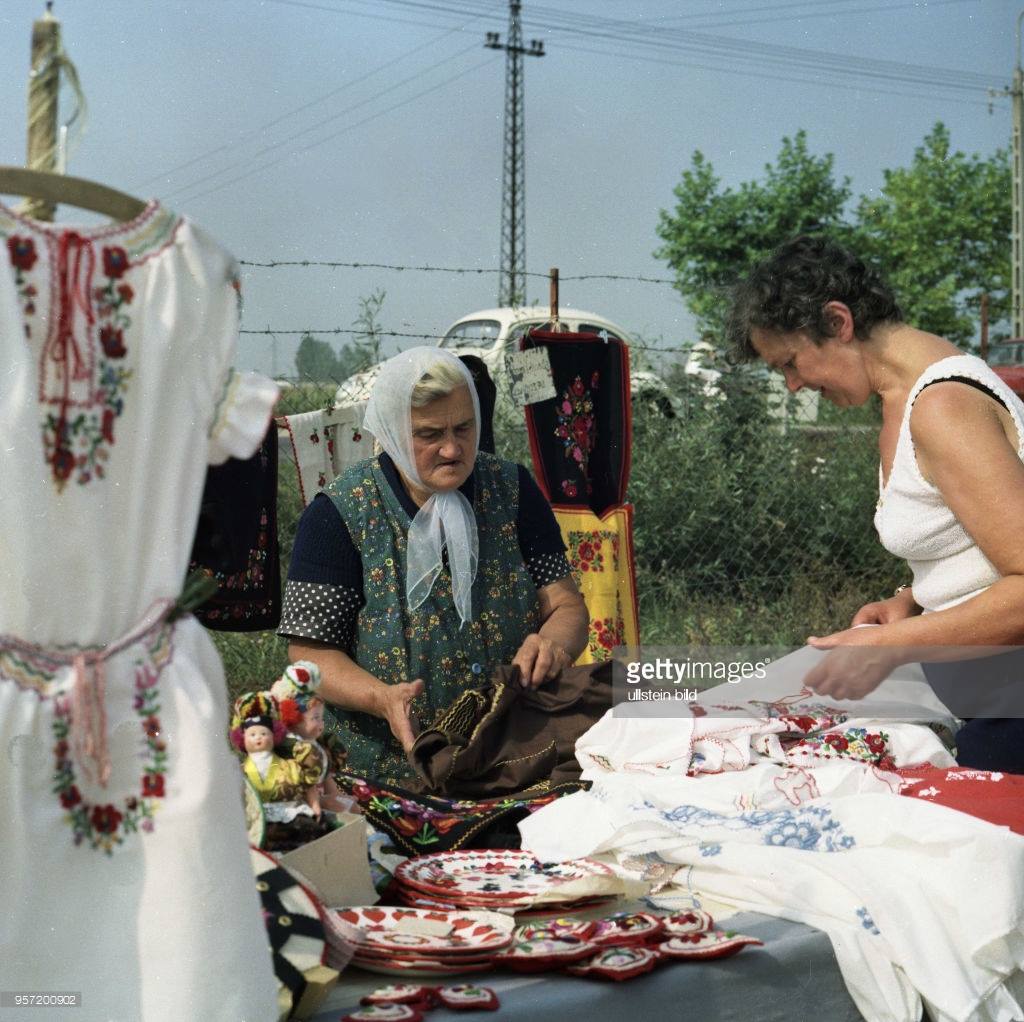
[
  {"x1": 296, "y1": 699, "x2": 325, "y2": 741},
  {"x1": 244, "y1": 724, "x2": 274, "y2": 754}
]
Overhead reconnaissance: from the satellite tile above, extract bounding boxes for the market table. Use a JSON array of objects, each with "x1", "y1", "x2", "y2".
[{"x1": 311, "y1": 910, "x2": 874, "y2": 1022}]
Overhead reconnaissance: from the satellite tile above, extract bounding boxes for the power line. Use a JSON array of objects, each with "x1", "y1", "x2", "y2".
[
  {"x1": 136, "y1": 17, "x2": 482, "y2": 190},
  {"x1": 364, "y1": 0, "x2": 997, "y2": 90},
  {"x1": 260, "y1": 0, "x2": 999, "y2": 93},
  {"x1": 163, "y1": 41, "x2": 483, "y2": 201},
  {"x1": 550, "y1": 39, "x2": 997, "y2": 110},
  {"x1": 170, "y1": 54, "x2": 498, "y2": 207}
]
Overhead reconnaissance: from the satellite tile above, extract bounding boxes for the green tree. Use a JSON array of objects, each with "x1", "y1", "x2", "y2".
[
  {"x1": 856, "y1": 123, "x2": 1010, "y2": 345},
  {"x1": 654, "y1": 123, "x2": 1010, "y2": 349},
  {"x1": 654, "y1": 131, "x2": 852, "y2": 337},
  {"x1": 294, "y1": 332, "x2": 341, "y2": 381}
]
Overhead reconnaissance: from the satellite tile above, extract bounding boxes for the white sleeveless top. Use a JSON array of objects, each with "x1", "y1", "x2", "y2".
[{"x1": 874, "y1": 354, "x2": 1024, "y2": 612}]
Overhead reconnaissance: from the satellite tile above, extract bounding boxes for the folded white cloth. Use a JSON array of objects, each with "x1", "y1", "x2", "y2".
[{"x1": 522, "y1": 650, "x2": 1023, "y2": 1022}]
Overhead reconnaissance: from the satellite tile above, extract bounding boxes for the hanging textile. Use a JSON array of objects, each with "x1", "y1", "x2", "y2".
[
  {"x1": 553, "y1": 503, "x2": 640, "y2": 663},
  {"x1": 279, "y1": 403, "x2": 373, "y2": 507},
  {"x1": 0, "y1": 199, "x2": 279, "y2": 1021},
  {"x1": 188, "y1": 419, "x2": 281, "y2": 631},
  {"x1": 521, "y1": 329, "x2": 631, "y2": 516},
  {"x1": 458, "y1": 353, "x2": 497, "y2": 454}
]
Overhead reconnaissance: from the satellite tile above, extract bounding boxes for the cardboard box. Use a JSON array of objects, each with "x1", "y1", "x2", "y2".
[{"x1": 280, "y1": 813, "x2": 378, "y2": 908}]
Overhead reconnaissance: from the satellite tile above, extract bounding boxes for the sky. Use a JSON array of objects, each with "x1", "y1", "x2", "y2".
[{"x1": 0, "y1": 0, "x2": 1014, "y2": 378}]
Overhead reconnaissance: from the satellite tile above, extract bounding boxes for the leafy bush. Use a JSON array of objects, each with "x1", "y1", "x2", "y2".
[{"x1": 217, "y1": 373, "x2": 901, "y2": 698}]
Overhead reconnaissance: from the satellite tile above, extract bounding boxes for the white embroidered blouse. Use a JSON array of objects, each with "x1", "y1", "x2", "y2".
[{"x1": 0, "y1": 199, "x2": 277, "y2": 647}]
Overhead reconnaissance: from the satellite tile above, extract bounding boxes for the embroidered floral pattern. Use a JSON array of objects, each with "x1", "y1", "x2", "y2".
[
  {"x1": 50, "y1": 245, "x2": 135, "y2": 488},
  {"x1": 7, "y1": 235, "x2": 39, "y2": 337},
  {"x1": 634, "y1": 799, "x2": 856, "y2": 853},
  {"x1": 856, "y1": 907, "x2": 881, "y2": 935},
  {"x1": 2, "y1": 204, "x2": 181, "y2": 491},
  {"x1": 790, "y1": 726, "x2": 894, "y2": 770},
  {"x1": 51, "y1": 628, "x2": 171, "y2": 854},
  {"x1": 553, "y1": 373, "x2": 597, "y2": 495},
  {"x1": 194, "y1": 508, "x2": 275, "y2": 626},
  {"x1": 587, "y1": 614, "x2": 625, "y2": 658},
  {"x1": 338, "y1": 774, "x2": 578, "y2": 855}
]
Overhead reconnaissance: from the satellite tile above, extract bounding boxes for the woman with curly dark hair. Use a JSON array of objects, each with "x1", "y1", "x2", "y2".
[{"x1": 729, "y1": 235, "x2": 1024, "y2": 773}]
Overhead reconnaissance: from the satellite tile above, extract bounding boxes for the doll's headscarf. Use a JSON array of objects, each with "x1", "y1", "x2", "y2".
[
  {"x1": 270, "y1": 660, "x2": 323, "y2": 712},
  {"x1": 362, "y1": 347, "x2": 480, "y2": 627}
]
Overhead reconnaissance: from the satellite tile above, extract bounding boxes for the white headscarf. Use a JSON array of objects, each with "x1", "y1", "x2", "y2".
[{"x1": 362, "y1": 347, "x2": 481, "y2": 627}]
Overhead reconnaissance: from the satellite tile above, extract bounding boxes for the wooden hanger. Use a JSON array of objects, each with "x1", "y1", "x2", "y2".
[{"x1": 0, "y1": 166, "x2": 148, "y2": 221}]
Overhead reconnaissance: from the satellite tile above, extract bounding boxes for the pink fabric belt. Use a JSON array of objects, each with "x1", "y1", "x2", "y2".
[{"x1": 0, "y1": 599, "x2": 176, "y2": 787}]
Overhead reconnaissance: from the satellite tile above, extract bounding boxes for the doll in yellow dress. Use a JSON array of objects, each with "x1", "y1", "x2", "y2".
[
  {"x1": 270, "y1": 662, "x2": 354, "y2": 814},
  {"x1": 230, "y1": 691, "x2": 322, "y2": 820}
]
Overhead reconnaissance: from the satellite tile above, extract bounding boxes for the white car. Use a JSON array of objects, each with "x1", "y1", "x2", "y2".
[{"x1": 333, "y1": 307, "x2": 679, "y2": 414}]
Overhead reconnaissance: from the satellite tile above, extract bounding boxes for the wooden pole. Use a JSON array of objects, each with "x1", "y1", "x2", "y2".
[
  {"x1": 980, "y1": 292, "x2": 989, "y2": 362},
  {"x1": 25, "y1": 4, "x2": 61, "y2": 221},
  {"x1": 549, "y1": 267, "x2": 559, "y2": 328}
]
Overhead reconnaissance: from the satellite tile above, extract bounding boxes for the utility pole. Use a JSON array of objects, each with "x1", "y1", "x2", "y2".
[
  {"x1": 486, "y1": 1, "x2": 544, "y2": 308},
  {"x1": 25, "y1": 2, "x2": 61, "y2": 222}
]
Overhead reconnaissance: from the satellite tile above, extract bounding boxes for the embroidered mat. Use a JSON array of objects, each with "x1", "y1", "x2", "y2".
[
  {"x1": 521, "y1": 330, "x2": 631, "y2": 517},
  {"x1": 335, "y1": 773, "x2": 583, "y2": 857},
  {"x1": 553, "y1": 504, "x2": 639, "y2": 663}
]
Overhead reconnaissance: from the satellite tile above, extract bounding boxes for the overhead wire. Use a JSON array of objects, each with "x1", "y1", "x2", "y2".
[
  {"x1": 171, "y1": 53, "x2": 499, "y2": 206},
  {"x1": 162, "y1": 40, "x2": 483, "y2": 201},
  {"x1": 162, "y1": 0, "x2": 1005, "y2": 208},
  {"x1": 137, "y1": 14, "x2": 483, "y2": 189},
  {"x1": 364, "y1": 0, "x2": 998, "y2": 91}
]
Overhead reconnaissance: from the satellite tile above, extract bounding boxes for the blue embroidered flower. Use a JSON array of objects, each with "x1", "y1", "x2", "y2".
[
  {"x1": 699, "y1": 842, "x2": 721, "y2": 857},
  {"x1": 856, "y1": 907, "x2": 880, "y2": 935},
  {"x1": 765, "y1": 821, "x2": 821, "y2": 849},
  {"x1": 645, "y1": 802, "x2": 856, "y2": 852}
]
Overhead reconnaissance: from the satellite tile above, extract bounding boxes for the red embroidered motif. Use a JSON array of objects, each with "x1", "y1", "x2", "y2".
[
  {"x1": 25, "y1": 234, "x2": 136, "y2": 490},
  {"x1": 553, "y1": 373, "x2": 597, "y2": 495},
  {"x1": 51, "y1": 637, "x2": 170, "y2": 854}
]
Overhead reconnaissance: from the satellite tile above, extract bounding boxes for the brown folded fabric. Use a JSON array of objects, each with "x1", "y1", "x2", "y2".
[{"x1": 406, "y1": 661, "x2": 613, "y2": 797}]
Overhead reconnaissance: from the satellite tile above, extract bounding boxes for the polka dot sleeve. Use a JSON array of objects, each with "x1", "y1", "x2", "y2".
[
  {"x1": 516, "y1": 464, "x2": 573, "y2": 588},
  {"x1": 278, "y1": 493, "x2": 364, "y2": 647}
]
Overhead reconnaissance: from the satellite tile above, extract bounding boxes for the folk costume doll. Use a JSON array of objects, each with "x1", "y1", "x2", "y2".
[
  {"x1": 230, "y1": 691, "x2": 322, "y2": 819},
  {"x1": 270, "y1": 661, "x2": 354, "y2": 813}
]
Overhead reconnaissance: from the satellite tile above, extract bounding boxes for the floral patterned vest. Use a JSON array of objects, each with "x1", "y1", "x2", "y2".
[{"x1": 324, "y1": 452, "x2": 540, "y2": 780}]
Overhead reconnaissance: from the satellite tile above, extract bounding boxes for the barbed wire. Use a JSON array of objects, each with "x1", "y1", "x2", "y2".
[
  {"x1": 240, "y1": 325, "x2": 705, "y2": 356},
  {"x1": 239, "y1": 258, "x2": 678, "y2": 285}
]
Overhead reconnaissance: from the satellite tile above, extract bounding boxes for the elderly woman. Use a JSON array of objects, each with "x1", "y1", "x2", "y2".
[
  {"x1": 279, "y1": 347, "x2": 589, "y2": 780},
  {"x1": 729, "y1": 235, "x2": 1024, "y2": 773}
]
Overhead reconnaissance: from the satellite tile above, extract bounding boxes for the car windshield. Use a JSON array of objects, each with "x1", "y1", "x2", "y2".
[
  {"x1": 990, "y1": 343, "x2": 1024, "y2": 366},
  {"x1": 440, "y1": 319, "x2": 502, "y2": 348}
]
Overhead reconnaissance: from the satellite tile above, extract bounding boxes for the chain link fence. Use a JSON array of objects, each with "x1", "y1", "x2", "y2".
[
  {"x1": 296, "y1": 370, "x2": 899, "y2": 636},
  {"x1": 217, "y1": 368, "x2": 904, "y2": 697}
]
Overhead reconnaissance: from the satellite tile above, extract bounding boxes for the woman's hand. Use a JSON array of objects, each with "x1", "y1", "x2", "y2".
[
  {"x1": 512, "y1": 633, "x2": 571, "y2": 689},
  {"x1": 804, "y1": 628, "x2": 903, "y2": 701},
  {"x1": 851, "y1": 587, "x2": 920, "y2": 626},
  {"x1": 374, "y1": 678, "x2": 425, "y2": 751}
]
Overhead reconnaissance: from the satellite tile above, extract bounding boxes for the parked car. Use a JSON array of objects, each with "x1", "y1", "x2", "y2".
[
  {"x1": 987, "y1": 339, "x2": 1024, "y2": 398},
  {"x1": 333, "y1": 306, "x2": 680, "y2": 414}
]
